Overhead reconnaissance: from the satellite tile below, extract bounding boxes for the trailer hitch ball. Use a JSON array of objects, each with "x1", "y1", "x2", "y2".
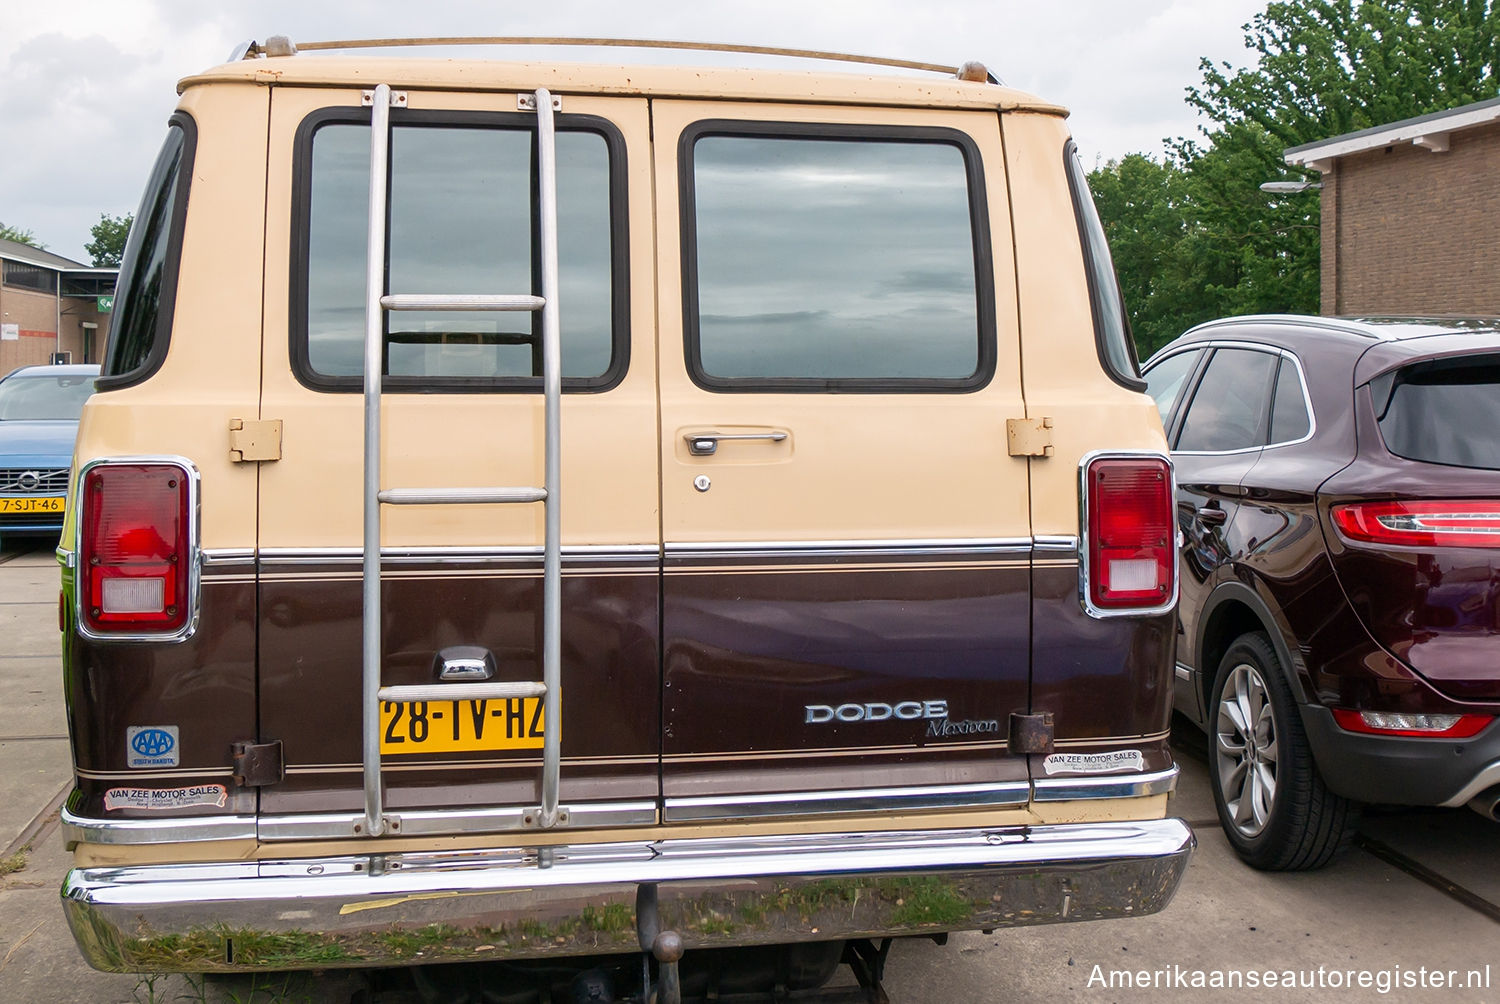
[{"x1": 652, "y1": 930, "x2": 684, "y2": 1004}]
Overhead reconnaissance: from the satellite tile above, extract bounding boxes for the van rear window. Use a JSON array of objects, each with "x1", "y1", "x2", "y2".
[
  {"x1": 293, "y1": 110, "x2": 627, "y2": 392},
  {"x1": 682, "y1": 126, "x2": 991, "y2": 390},
  {"x1": 1375, "y1": 356, "x2": 1500, "y2": 469},
  {"x1": 100, "y1": 114, "x2": 194, "y2": 388}
]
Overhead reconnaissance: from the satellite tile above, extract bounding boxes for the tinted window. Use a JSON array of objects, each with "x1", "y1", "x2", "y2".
[
  {"x1": 1143, "y1": 350, "x2": 1200, "y2": 425},
  {"x1": 0, "y1": 373, "x2": 96, "y2": 421},
  {"x1": 1377, "y1": 356, "x2": 1500, "y2": 469},
  {"x1": 687, "y1": 131, "x2": 985, "y2": 386},
  {"x1": 1268, "y1": 359, "x2": 1312, "y2": 444},
  {"x1": 103, "y1": 120, "x2": 190, "y2": 383},
  {"x1": 303, "y1": 119, "x2": 617, "y2": 384},
  {"x1": 1064, "y1": 141, "x2": 1141, "y2": 389},
  {"x1": 1176, "y1": 349, "x2": 1276, "y2": 452}
]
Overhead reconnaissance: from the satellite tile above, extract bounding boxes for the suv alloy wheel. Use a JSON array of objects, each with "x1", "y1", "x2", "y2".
[{"x1": 1209, "y1": 632, "x2": 1358, "y2": 870}]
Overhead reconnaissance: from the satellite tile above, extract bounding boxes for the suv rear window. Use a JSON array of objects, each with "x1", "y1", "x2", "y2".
[
  {"x1": 1374, "y1": 355, "x2": 1500, "y2": 469},
  {"x1": 293, "y1": 110, "x2": 627, "y2": 391}
]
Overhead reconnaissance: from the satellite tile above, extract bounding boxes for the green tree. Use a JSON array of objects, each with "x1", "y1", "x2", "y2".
[
  {"x1": 1096, "y1": 0, "x2": 1500, "y2": 358},
  {"x1": 85, "y1": 213, "x2": 133, "y2": 267},
  {"x1": 1088, "y1": 154, "x2": 1205, "y2": 356},
  {"x1": 0, "y1": 222, "x2": 44, "y2": 249}
]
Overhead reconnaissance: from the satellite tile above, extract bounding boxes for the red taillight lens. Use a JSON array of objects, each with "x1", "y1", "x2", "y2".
[
  {"x1": 1332, "y1": 708, "x2": 1492, "y2": 739},
  {"x1": 1331, "y1": 500, "x2": 1500, "y2": 549},
  {"x1": 1084, "y1": 455, "x2": 1176, "y2": 612},
  {"x1": 79, "y1": 463, "x2": 192, "y2": 635}
]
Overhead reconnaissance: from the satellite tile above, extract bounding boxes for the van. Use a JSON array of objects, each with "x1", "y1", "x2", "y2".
[{"x1": 58, "y1": 37, "x2": 1192, "y2": 999}]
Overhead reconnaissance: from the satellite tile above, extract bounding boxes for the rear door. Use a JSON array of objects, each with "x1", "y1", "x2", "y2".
[
  {"x1": 256, "y1": 84, "x2": 660, "y2": 825},
  {"x1": 651, "y1": 100, "x2": 1033, "y2": 819},
  {"x1": 1169, "y1": 345, "x2": 1278, "y2": 712}
]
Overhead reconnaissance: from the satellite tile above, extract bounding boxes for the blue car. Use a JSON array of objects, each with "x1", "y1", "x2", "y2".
[{"x1": 0, "y1": 364, "x2": 98, "y2": 546}]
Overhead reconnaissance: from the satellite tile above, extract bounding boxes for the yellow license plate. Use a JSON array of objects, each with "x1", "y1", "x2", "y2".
[
  {"x1": 380, "y1": 697, "x2": 544, "y2": 755},
  {"x1": 0, "y1": 496, "x2": 64, "y2": 514}
]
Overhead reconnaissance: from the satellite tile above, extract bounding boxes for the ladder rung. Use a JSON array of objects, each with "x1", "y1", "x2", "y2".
[
  {"x1": 378, "y1": 487, "x2": 547, "y2": 505},
  {"x1": 380, "y1": 294, "x2": 544, "y2": 312},
  {"x1": 378, "y1": 682, "x2": 547, "y2": 703}
]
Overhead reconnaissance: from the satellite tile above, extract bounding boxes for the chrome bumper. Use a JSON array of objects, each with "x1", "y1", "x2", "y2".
[{"x1": 63, "y1": 818, "x2": 1194, "y2": 973}]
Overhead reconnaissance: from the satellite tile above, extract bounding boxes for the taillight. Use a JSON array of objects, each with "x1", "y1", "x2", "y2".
[
  {"x1": 78, "y1": 462, "x2": 195, "y2": 637},
  {"x1": 1332, "y1": 709, "x2": 1492, "y2": 739},
  {"x1": 1082, "y1": 454, "x2": 1176, "y2": 615},
  {"x1": 1331, "y1": 501, "x2": 1500, "y2": 549}
]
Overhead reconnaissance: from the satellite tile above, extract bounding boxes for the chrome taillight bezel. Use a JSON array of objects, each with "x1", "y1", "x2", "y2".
[
  {"x1": 73, "y1": 456, "x2": 202, "y2": 644},
  {"x1": 1077, "y1": 449, "x2": 1179, "y2": 619}
]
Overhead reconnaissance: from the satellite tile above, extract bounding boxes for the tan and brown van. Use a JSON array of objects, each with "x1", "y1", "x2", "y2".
[{"x1": 57, "y1": 37, "x2": 1191, "y2": 999}]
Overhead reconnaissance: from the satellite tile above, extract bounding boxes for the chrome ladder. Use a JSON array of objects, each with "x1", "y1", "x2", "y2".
[{"x1": 359, "y1": 84, "x2": 564, "y2": 837}]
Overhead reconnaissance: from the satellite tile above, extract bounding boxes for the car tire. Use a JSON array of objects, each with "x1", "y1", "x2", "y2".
[{"x1": 1208, "y1": 631, "x2": 1358, "y2": 870}]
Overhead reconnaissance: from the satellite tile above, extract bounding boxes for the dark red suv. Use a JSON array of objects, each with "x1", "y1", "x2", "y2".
[{"x1": 1144, "y1": 315, "x2": 1500, "y2": 870}]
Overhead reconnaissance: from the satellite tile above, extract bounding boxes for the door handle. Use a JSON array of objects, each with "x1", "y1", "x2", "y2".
[
  {"x1": 683, "y1": 431, "x2": 788, "y2": 457},
  {"x1": 1195, "y1": 506, "x2": 1228, "y2": 526}
]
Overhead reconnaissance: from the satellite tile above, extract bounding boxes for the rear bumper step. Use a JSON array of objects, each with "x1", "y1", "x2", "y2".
[{"x1": 63, "y1": 818, "x2": 1194, "y2": 973}]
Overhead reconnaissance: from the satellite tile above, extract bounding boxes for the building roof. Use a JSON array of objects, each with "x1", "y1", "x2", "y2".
[
  {"x1": 1284, "y1": 95, "x2": 1500, "y2": 170},
  {"x1": 0, "y1": 238, "x2": 91, "y2": 271}
]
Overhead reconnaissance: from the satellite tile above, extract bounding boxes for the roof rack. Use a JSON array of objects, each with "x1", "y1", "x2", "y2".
[{"x1": 240, "y1": 36, "x2": 999, "y2": 84}]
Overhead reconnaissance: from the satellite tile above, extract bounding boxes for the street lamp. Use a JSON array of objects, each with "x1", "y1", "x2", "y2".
[{"x1": 1259, "y1": 180, "x2": 1323, "y2": 194}]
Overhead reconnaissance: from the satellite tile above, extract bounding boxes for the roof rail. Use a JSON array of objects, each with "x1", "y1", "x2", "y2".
[{"x1": 243, "y1": 36, "x2": 999, "y2": 84}]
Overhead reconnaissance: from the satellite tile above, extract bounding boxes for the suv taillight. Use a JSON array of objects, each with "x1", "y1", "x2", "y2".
[
  {"x1": 1331, "y1": 500, "x2": 1500, "y2": 549},
  {"x1": 79, "y1": 462, "x2": 193, "y2": 636},
  {"x1": 1083, "y1": 454, "x2": 1175, "y2": 615}
]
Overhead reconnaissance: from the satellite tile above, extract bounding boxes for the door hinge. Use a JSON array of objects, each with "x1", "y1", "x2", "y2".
[
  {"x1": 1008, "y1": 712, "x2": 1055, "y2": 755},
  {"x1": 232, "y1": 740, "x2": 285, "y2": 787},
  {"x1": 229, "y1": 419, "x2": 282, "y2": 462},
  {"x1": 1006, "y1": 417, "x2": 1054, "y2": 458}
]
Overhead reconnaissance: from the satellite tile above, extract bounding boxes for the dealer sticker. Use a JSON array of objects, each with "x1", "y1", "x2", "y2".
[
  {"x1": 104, "y1": 784, "x2": 228, "y2": 812},
  {"x1": 1042, "y1": 749, "x2": 1145, "y2": 775},
  {"x1": 126, "y1": 726, "x2": 180, "y2": 768}
]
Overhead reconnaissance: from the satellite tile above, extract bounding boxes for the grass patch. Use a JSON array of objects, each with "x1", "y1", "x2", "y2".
[
  {"x1": 580, "y1": 902, "x2": 632, "y2": 935},
  {"x1": 886, "y1": 877, "x2": 974, "y2": 928},
  {"x1": 0, "y1": 845, "x2": 30, "y2": 876}
]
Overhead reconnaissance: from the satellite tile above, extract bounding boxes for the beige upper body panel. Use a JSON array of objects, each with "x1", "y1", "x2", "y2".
[
  {"x1": 181, "y1": 55, "x2": 1067, "y2": 116},
  {"x1": 256, "y1": 85, "x2": 659, "y2": 549},
  {"x1": 652, "y1": 99, "x2": 1029, "y2": 542},
  {"x1": 66, "y1": 83, "x2": 269, "y2": 553},
  {"x1": 1001, "y1": 111, "x2": 1168, "y2": 536}
]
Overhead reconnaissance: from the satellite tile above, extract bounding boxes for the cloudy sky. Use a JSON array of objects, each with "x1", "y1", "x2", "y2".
[{"x1": 2, "y1": 0, "x2": 1266, "y2": 262}]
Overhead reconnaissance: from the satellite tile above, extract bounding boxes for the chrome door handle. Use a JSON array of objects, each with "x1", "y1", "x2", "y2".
[
  {"x1": 1195, "y1": 506, "x2": 1228, "y2": 526},
  {"x1": 684, "y1": 431, "x2": 788, "y2": 457}
]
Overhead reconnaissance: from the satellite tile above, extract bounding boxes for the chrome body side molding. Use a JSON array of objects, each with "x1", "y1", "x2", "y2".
[
  {"x1": 62, "y1": 772, "x2": 1175, "y2": 846},
  {"x1": 257, "y1": 801, "x2": 658, "y2": 841},
  {"x1": 62, "y1": 809, "x2": 257, "y2": 848},
  {"x1": 1031, "y1": 766, "x2": 1179, "y2": 802},
  {"x1": 663, "y1": 782, "x2": 1030, "y2": 822}
]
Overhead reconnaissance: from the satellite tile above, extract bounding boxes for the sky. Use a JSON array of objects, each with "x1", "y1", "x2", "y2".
[{"x1": 0, "y1": 0, "x2": 1267, "y2": 262}]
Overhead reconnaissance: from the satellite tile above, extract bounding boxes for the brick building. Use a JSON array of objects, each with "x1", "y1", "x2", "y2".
[
  {"x1": 1284, "y1": 96, "x2": 1500, "y2": 317},
  {"x1": 0, "y1": 239, "x2": 116, "y2": 377}
]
